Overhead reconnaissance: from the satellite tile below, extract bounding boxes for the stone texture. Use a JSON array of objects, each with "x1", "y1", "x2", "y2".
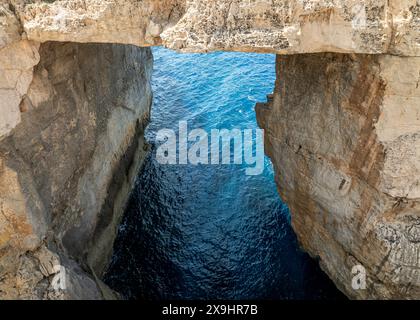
[
  {"x1": 0, "y1": 39, "x2": 39, "y2": 138},
  {"x1": 0, "y1": 41, "x2": 152, "y2": 299},
  {"x1": 163, "y1": 0, "x2": 420, "y2": 55},
  {"x1": 20, "y1": 0, "x2": 186, "y2": 47},
  {"x1": 0, "y1": 1, "x2": 21, "y2": 50},
  {"x1": 13, "y1": 0, "x2": 420, "y2": 56},
  {"x1": 256, "y1": 53, "x2": 420, "y2": 299}
]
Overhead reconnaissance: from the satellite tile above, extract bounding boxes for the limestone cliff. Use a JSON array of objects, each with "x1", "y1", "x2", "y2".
[
  {"x1": 0, "y1": 0, "x2": 419, "y2": 299},
  {"x1": 12, "y1": 0, "x2": 420, "y2": 56},
  {"x1": 256, "y1": 53, "x2": 420, "y2": 299},
  {"x1": 0, "y1": 40, "x2": 152, "y2": 299}
]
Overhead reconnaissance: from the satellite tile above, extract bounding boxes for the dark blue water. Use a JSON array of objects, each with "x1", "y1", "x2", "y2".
[{"x1": 104, "y1": 47, "x2": 344, "y2": 300}]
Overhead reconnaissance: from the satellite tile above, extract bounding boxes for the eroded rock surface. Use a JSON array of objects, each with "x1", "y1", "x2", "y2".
[
  {"x1": 0, "y1": 41, "x2": 152, "y2": 299},
  {"x1": 20, "y1": 0, "x2": 186, "y2": 47},
  {"x1": 256, "y1": 54, "x2": 420, "y2": 299},
  {"x1": 162, "y1": 0, "x2": 420, "y2": 55}
]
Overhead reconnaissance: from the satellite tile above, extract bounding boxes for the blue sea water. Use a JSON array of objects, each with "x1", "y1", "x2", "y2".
[{"x1": 104, "y1": 47, "x2": 344, "y2": 300}]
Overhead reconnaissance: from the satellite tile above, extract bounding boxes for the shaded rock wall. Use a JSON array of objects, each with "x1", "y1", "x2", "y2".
[
  {"x1": 256, "y1": 53, "x2": 420, "y2": 299},
  {"x1": 0, "y1": 41, "x2": 152, "y2": 299}
]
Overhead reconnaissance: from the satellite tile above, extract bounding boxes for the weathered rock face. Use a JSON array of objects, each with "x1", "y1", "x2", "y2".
[
  {"x1": 256, "y1": 54, "x2": 420, "y2": 299},
  {"x1": 12, "y1": 0, "x2": 420, "y2": 56},
  {"x1": 0, "y1": 41, "x2": 152, "y2": 299},
  {"x1": 0, "y1": 0, "x2": 419, "y2": 300},
  {"x1": 162, "y1": 0, "x2": 420, "y2": 56},
  {"x1": 19, "y1": 0, "x2": 186, "y2": 47},
  {"x1": 0, "y1": 39, "x2": 39, "y2": 138},
  {"x1": 1, "y1": 0, "x2": 419, "y2": 139}
]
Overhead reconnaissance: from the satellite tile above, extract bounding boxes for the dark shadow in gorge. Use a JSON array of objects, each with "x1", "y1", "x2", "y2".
[
  {"x1": 103, "y1": 47, "x2": 346, "y2": 300},
  {"x1": 104, "y1": 149, "x2": 345, "y2": 300}
]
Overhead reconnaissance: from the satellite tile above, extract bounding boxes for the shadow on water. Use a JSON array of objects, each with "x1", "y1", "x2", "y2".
[{"x1": 104, "y1": 47, "x2": 346, "y2": 300}]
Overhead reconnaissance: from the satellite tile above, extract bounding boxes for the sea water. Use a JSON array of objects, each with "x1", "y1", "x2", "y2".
[{"x1": 104, "y1": 47, "x2": 344, "y2": 300}]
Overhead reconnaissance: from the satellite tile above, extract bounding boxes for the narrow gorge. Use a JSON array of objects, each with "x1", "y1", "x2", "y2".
[{"x1": 0, "y1": 0, "x2": 419, "y2": 300}]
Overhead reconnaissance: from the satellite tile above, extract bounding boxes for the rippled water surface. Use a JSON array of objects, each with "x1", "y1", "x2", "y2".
[{"x1": 104, "y1": 47, "x2": 344, "y2": 300}]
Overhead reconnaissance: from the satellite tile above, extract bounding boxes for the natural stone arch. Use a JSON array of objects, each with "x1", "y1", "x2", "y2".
[{"x1": 0, "y1": 0, "x2": 419, "y2": 299}]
